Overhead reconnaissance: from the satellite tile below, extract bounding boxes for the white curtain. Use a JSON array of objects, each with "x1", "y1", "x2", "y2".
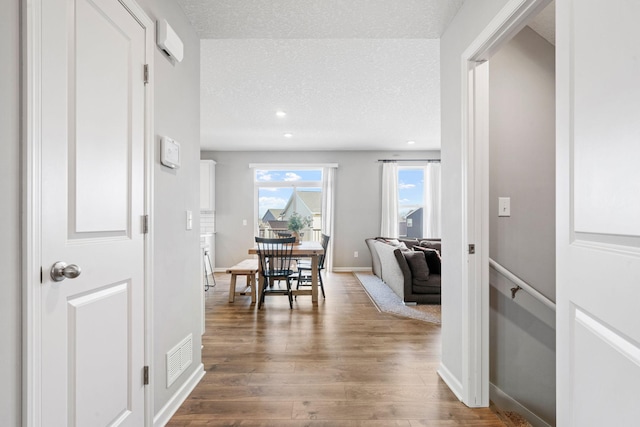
[
  {"x1": 322, "y1": 166, "x2": 336, "y2": 271},
  {"x1": 380, "y1": 161, "x2": 399, "y2": 237},
  {"x1": 426, "y1": 162, "x2": 441, "y2": 238}
]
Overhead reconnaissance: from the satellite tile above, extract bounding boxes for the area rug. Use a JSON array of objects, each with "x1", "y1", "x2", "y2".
[{"x1": 354, "y1": 272, "x2": 441, "y2": 324}]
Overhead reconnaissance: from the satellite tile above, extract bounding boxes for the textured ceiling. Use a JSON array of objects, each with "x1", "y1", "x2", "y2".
[
  {"x1": 200, "y1": 39, "x2": 441, "y2": 151},
  {"x1": 174, "y1": 0, "x2": 465, "y2": 151},
  {"x1": 177, "y1": 0, "x2": 466, "y2": 39}
]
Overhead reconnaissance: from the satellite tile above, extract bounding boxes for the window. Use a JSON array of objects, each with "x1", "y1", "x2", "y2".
[
  {"x1": 398, "y1": 167, "x2": 426, "y2": 238},
  {"x1": 254, "y1": 168, "x2": 323, "y2": 242}
]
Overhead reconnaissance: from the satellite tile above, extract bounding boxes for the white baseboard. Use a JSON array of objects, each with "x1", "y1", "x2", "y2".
[
  {"x1": 437, "y1": 362, "x2": 464, "y2": 402},
  {"x1": 153, "y1": 363, "x2": 205, "y2": 426},
  {"x1": 332, "y1": 267, "x2": 372, "y2": 273},
  {"x1": 490, "y1": 382, "x2": 552, "y2": 427}
]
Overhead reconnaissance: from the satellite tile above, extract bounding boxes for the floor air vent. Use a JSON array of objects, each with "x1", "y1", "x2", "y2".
[{"x1": 166, "y1": 333, "x2": 193, "y2": 387}]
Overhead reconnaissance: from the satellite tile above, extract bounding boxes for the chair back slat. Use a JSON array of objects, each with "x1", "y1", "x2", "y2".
[
  {"x1": 255, "y1": 236, "x2": 296, "y2": 278},
  {"x1": 318, "y1": 234, "x2": 330, "y2": 269}
]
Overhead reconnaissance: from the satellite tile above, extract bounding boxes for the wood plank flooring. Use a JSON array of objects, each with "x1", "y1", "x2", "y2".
[{"x1": 168, "y1": 272, "x2": 507, "y2": 426}]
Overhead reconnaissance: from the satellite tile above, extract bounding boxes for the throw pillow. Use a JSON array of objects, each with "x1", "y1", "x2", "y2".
[
  {"x1": 413, "y1": 246, "x2": 441, "y2": 274},
  {"x1": 419, "y1": 240, "x2": 442, "y2": 254},
  {"x1": 385, "y1": 238, "x2": 409, "y2": 251},
  {"x1": 403, "y1": 251, "x2": 430, "y2": 281}
]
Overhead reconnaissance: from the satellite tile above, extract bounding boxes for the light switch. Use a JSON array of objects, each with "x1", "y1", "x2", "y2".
[
  {"x1": 186, "y1": 210, "x2": 193, "y2": 230},
  {"x1": 242, "y1": 219, "x2": 247, "y2": 226},
  {"x1": 498, "y1": 197, "x2": 511, "y2": 217}
]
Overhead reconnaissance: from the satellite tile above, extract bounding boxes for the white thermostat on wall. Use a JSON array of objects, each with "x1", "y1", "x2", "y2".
[{"x1": 161, "y1": 136, "x2": 181, "y2": 169}]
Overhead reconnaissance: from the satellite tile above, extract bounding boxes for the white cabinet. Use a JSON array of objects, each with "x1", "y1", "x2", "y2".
[
  {"x1": 200, "y1": 160, "x2": 215, "y2": 212},
  {"x1": 200, "y1": 160, "x2": 216, "y2": 337}
]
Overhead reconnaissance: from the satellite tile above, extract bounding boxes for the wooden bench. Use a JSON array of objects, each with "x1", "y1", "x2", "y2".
[{"x1": 225, "y1": 259, "x2": 258, "y2": 303}]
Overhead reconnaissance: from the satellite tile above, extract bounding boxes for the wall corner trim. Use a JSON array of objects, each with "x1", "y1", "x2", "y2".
[
  {"x1": 437, "y1": 363, "x2": 464, "y2": 402},
  {"x1": 153, "y1": 364, "x2": 205, "y2": 427}
]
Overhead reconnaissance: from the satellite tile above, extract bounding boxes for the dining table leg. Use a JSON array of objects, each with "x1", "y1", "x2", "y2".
[{"x1": 257, "y1": 259, "x2": 264, "y2": 305}]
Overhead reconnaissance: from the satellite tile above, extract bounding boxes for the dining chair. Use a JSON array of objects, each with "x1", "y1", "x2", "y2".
[
  {"x1": 255, "y1": 236, "x2": 296, "y2": 309},
  {"x1": 296, "y1": 234, "x2": 330, "y2": 298}
]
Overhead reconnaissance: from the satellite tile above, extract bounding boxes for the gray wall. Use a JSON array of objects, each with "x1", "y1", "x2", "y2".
[
  {"x1": 136, "y1": 0, "x2": 203, "y2": 415},
  {"x1": 201, "y1": 150, "x2": 439, "y2": 270},
  {"x1": 490, "y1": 26, "x2": 556, "y2": 301},
  {"x1": 440, "y1": 0, "x2": 511, "y2": 391},
  {"x1": 1, "y1": 0, "x2": 21, "y2": 424},
  {"x1": 489, "y1": 26, "x2": 556, "y2": 425}
]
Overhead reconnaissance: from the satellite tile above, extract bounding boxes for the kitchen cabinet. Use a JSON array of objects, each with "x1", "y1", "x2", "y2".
[
  {"x1": 200, "y1": 160, "x2": 215, "y2": 212},
  {"x1": 200, "y1": 160, "x2": 216, "y2": 336}
]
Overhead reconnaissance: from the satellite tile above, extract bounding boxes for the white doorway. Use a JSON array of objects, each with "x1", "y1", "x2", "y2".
[
  {"x1": 464, "y1": 1, "x2": 640, "y2": 425},
  {"x1": 24, "y1": 0, "x2": 154, "y2": 425},
  {"x1": 459, "y1": 0, "x2": 553, "y2": 409}
]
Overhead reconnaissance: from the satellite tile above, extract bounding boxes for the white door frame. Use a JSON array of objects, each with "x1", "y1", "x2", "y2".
[
  {"x1": 22, "y1": 0, "x2": 155, "y2": 425},
  {"x1": 460, "y1": 0, "x2": 551, "y2": 407}
]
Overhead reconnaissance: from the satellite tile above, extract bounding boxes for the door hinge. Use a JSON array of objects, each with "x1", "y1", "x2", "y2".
[
  {"x1": 468, "y1": 244, "x2": 475, "y2": 254},
  {"x1": 143, "y1": 64, "x2": 149, "y2": 85},
  {"x1": 143, "y1": 366, "x2": 149, "y2": 385},
  {"x1": 40, "y1": 267, "x2": 43, "y2": 283},
  {"x1": 143, "y1": 215, "x2": 149, "y2": 234}
]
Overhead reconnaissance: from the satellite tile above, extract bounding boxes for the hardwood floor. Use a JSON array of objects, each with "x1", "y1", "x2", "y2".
[{"x1": 168, "y1": 272, "x2": 507, "y2": 426}]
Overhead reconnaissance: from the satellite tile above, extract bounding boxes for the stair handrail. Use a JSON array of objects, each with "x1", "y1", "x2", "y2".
[{"x1": 489, "y1": 258, "x2": 556, "y2": 311}]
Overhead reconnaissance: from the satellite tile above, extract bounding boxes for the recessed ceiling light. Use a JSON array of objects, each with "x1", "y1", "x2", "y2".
[
  {"x1": 276, "y1": 110, "x2": 287, "y2": 117},
  {"x1": 407, "y1": 140, "x2": 416, "y2": 145},
  {"x1": 284, "y1": 133, "x2": 293, "y2": 138}
]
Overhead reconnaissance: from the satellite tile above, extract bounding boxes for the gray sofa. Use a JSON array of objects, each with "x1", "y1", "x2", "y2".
[{"x1": 365, "y1": 237, "x2": 442, "y2": 304}]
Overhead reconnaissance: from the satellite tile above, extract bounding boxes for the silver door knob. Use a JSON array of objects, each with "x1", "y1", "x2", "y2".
[{"x1": 50, "y1": 261, "x2": 82, "y2": 282}]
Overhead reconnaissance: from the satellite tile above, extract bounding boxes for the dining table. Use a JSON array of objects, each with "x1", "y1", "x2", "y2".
[{"x1": 248, "y1": 240, "x2": 325, "y2": 303}]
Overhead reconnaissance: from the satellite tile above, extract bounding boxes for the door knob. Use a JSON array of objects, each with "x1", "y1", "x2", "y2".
[{"x1": 50, "y1": 261, "x2": 82, "y2": 282}]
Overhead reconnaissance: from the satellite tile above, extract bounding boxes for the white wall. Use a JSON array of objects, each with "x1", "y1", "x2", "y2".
[
  {"x1": 135, "y1": 0, "x2": 204, "y2": 416},
  {"x1": 489, "y1": 26, "x2": 556, "y2": 425},
  {"x1": 201, "y1": 150, "x2": 439, "y2": 270},
  {"x1": 439, "y1": 0, "x2": 510, "y2": 393},
  {"x1": 1, "y1": 0, "x2": 21, "y2": 424}
]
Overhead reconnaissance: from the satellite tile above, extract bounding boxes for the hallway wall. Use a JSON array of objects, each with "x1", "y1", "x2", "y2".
[
  {"x1": 6, "y1": 1, "x2": 204, "y2": 423},
  {"x1": 439, "y1": 0, "x2": 511, "y2": 395},
  {"x1": 135, "y1": 0, "x2": 204, "y2": 418},
  {"x1": 490, "y1": 26, "x2": 556, "y2": 302},
  {"x1": 1, "y1": 0, "x2": 21, "y2": 424},
  {"x1": 488, "y1": 26, "x2": 556, "y2": 426}
]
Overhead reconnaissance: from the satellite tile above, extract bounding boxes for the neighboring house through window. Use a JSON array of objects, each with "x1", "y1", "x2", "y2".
[
  {"x1": 398, "y1": 166, "x2": 426, "y2": 238},
  {"x1": 388, "y1": 161, "x2": 440, "y2": 239},
  {"x1": 254, "y1": 168, "x2": 323, "y2": 241}
]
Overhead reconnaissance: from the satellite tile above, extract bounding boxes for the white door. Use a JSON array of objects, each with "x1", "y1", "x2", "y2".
[
  {"x1": 40, "y1": 0, "x2": 147, "y2": 425},
  {"x1": 557, "y1": 1, "x2": 640, "y2": 425}
]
